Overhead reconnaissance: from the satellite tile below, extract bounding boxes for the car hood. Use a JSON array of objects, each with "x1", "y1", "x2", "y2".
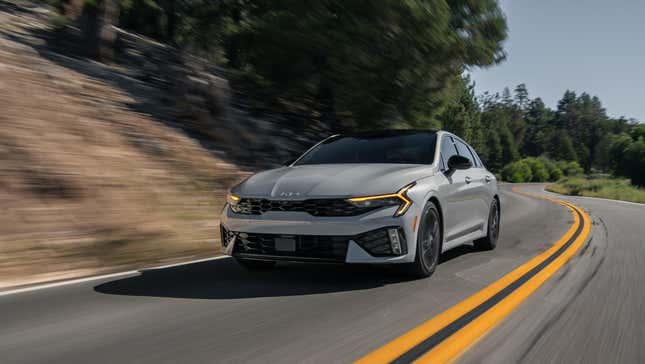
[{"x1": 232, "y1": 164, "x2": 436, "y2": 198}]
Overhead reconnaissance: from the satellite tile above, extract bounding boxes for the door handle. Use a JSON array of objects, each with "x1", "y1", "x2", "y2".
[
  {"x1": 465, "y1": 176, "x2": 472, "y2": 184},
  {"x1": 485, "y1": 175, "x2": 491, "y2": 183}
]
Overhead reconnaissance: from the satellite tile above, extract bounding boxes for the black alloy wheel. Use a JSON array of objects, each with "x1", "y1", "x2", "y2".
[{"x1": 407, "y1": 203, "x2": 442, "y2": 278}]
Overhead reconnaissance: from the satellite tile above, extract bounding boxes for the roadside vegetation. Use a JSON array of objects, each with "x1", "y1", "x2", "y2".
[
  {"x1": 501, "y1": 157, "x2": 582, "y2": 183},
  {"x1": 547, "y1": 177, "x2": 645, "y2": 204}
]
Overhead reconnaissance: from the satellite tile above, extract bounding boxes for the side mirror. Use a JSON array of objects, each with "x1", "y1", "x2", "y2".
[{"x1": 446, "y1": 155, "x2": 472, "y2": 174}]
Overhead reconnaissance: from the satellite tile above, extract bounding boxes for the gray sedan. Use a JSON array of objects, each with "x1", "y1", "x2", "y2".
[{"x1": 220, "y1": 130, "x2": 499, "y2": 277}]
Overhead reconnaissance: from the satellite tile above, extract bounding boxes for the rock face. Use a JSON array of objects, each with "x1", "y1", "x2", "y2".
[{"x1": 106, "y1": 25, "x2": 332, "y2": 169}]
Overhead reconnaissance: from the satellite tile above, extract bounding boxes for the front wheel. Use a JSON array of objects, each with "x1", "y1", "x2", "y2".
[
  {"x1": 406, "y1": 203, "x2": 442, "y2": 278},
  {"x1": 474, "y1": 198, "x2": 500, "y2": 251}
]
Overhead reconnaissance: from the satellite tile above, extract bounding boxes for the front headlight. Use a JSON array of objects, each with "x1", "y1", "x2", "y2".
[
  {"x1": 226, "y1": 192, "x2": 241, "y2": 213},
  {"x1": 346, "y1": 182, "x2": 415, "y2": 216}
]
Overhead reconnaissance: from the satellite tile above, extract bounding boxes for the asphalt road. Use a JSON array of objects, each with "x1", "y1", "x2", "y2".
[{"x1": 1, "y1": 184, "x2": 643, "y2": 363}]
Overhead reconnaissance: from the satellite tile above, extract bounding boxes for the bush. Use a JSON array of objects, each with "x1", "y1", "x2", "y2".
[
  {"x1": 524, "y1": 157, "x2": 549, "y2": 182},
  {"x1": 555, "y1": 160, "x2": 584, "y2": 176},
  {"x1": 565, "y1": 161, "x2": 585, "y2": 176},
  {"x1": 540, "y1": 157, "x2": 563, "y2": 181},
  {"x1": 502, "y1": 160, "x2": 533, "y2": 182},
  {"x1": 502, "y1": 157, "x2": 569, "y2": 182}
]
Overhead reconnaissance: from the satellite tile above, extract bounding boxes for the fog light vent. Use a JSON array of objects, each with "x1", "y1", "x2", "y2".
[
  {"x1": 220, "y1": 225, "x2": 235, "y2": 247},
  {"x1": 354, "y1": 227, "x2": 406, "y2": 257},
  {"x1": 388, "y1": 228, "x2": 402, "y2": 255}
]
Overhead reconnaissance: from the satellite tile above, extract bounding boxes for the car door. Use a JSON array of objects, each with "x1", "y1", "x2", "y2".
[
  {"x1": 448, "y1": 138, "x2": 485, "y2": 237},
  {"x1": 437, "y1": 135, "x2": 478, "y2": 244},
  {"x1": 454, "y1": 139, "x2": 490, "y2": 231},
  {"x1": 467, "y1": 144, "x2": 496, "y2": 210}
]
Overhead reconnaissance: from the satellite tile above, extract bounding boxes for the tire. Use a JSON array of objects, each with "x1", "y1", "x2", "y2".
[
  {"x1": 406, "y1": 203, "x2": 442, "y2": 278},
  {"x1": 236, "y1": 258, "x2": 276, "y2": 270},
  {"x1": 474, "y1": 198, "x2": 500, "y2": 251}
]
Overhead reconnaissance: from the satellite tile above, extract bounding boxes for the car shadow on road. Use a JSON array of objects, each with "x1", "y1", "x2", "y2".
[
  {"x1": 439, "y1": 244, "x2": 478, "y2": 264},
  {"x1": 94, "y1": 245, "x2": 480, "y2": 300},
  {"x1": 94, "y1": 257, "x2": 419, "y2": 300}
]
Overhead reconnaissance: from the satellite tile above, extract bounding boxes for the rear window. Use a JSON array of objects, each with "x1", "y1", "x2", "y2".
[{"x1": 295, "y1": 132, "x2": 437, "y2": 165}]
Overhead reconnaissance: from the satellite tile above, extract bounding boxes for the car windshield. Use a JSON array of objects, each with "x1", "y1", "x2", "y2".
[{"x1": 294, "y1": 131, "x2": 437, "y2": 165}]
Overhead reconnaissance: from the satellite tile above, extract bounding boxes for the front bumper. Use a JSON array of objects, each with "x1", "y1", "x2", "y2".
[
  {"x1": 221, "y1": 226, "x2": 406, "y2": 263},
  {"x1": 219, "y1": 205, "x2": 419, "y2": 264}
]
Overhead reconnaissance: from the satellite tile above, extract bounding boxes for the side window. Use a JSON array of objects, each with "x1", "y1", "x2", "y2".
[
  {"x1": 468, "y1": 145, "x2": 484, "y2": 168},
  {"x1": 440, "y1": 136, "x2": 458, "y2": 170},
  {"x1": 454, "y1": 139, "x2": 475, "y2": 166}
]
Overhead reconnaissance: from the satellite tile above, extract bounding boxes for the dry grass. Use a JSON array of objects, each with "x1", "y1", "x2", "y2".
[
  {"x1": 0, "y1": 4, "x2": 246, "y2": 288},
  {"x1": 547, "y1": 177, "x2": 645, "y2": 204}
]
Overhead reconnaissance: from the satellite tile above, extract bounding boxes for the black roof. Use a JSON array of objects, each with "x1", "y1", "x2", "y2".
[{"x1": 335, "y1": 129, "x2": 438, "y2": 139}]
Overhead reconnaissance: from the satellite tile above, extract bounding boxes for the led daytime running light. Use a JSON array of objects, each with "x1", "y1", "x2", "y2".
[{"x1": 347, "y1": 182, "x2": 415, "y2": 216}]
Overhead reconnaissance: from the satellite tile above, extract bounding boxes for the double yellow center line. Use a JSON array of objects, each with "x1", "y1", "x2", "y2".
[{"x1": 356, "y1": 187, "x2": 591, "y2": 364}]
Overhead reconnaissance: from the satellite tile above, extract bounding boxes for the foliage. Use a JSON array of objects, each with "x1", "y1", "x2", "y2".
[
  {"x1": 501, "y1": 157, "x2": 580, "y2": 183},
  {"x1": 608, "y1": 133, "x2": 645, "y2": 187},
  {"x1": 438, "y1": 75, "x2": 484, "y2": 151},
  {"x1": 119, "y1": 0, "x2": 165, "y2": 40},
  {"x1": 547, "y1": 177, "x2": 645, "y2": 204},
  {"x1": 539, "y1": 157, "x2": 563, "y2": 181},
  {"x1": 523, "y1": 157, "x2": 549, "y2": 182},
  {"x1": 555, "y1": 160, "x2": 584, "y2": 177},
  {"x1": 462, "y1": 82, "x2": 642, "y2": 191},
  {"x1": 502, "y1": 160, "x2": 532, "y2": 183},
  {"x1": 60, "y1": 0, "x2": 507, "y2": 128},
  {"x1": 623, "y1": 138, "x2": 645, "y2": 186},
  {"x1": 225, "y1": 0, "x2": 508, "y2": 129}
]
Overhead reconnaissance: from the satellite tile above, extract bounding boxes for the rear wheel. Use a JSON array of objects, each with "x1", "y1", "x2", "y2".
[
  {"x1": 474, "y1": 198, "x2": 500, "y2": 251},
  {"x1": 407, "y1": 203, "x2": 442, "y2": 278},
  {"x1": 236, "y1": 258, "x2": 276, "y2": 270}
]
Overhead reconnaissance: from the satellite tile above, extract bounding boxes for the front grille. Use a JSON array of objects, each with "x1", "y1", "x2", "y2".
[
  {"x1": 233, "y1": 232, "x2": 349, "y2": 261},
  {"x1": 234, "y1": 198, "x2": 374, "y2": 217},
  {"x1": 229, "y1": 226, "x2": 405, "y2": 261}
]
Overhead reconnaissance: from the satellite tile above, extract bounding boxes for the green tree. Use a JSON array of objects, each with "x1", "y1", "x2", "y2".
[
  {"x1": 227, "y1": 0, "x2": 507, "y2": 129},
  {"x1": 522, "y1": 98, "x2": 553, "y2": 157},
  {"x1": 479, "y1": 93, "x2": 520, "y2": 170},
  {"x1": 550, "y1": 130, "x2": 577, "y2": 161},
  {"x1": 481, "y1": 128, "x2": 503, "y2": 170},
  {"x1": 439, "y1": 75, "x2": 483, "y2": 151},
  {"x1": 608, "y1": 133, "x2": 633, "y2": 176},
  {"x1": 499, "y1": 125, "x2": 520, "y2": 164},
  {"x1": 592, "y1": 133, "x2": 613, "y2": 172},
  {"x1": 554, "y1": 91, "x2": 609, "y2": 171},
  {"x1": 609, "y1": 134, "x2": 645, "y2": 186},
  {"x1": 630, "y1": 123, "x2": 645, "y2": 140},
  {"x1": 624, "y1": 137, "x2": 645, "y2": 186},
  {"x1": 514, "y1": 83, "x2": 529, "y2": 110}
]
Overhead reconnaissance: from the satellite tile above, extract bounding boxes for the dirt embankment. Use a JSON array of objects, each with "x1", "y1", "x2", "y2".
[{"x1": 0, "y1": 0, "x2": 251, "y2": 288}]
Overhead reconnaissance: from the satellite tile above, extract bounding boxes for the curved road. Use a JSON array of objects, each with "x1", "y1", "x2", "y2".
[{"x1": 0, "y1": 184, "x2": 643, "y2": 363}]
